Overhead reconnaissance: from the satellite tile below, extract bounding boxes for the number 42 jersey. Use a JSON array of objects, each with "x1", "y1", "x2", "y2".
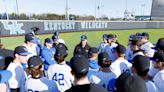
[{"x1": 47, "y1": 64, "x2": 74, "y2": 92}]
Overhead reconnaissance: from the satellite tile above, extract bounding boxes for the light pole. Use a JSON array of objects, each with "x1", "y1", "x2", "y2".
[
  {"x1": 95, "y1": 0, "x2": 97, "y2": 21},
  {"x1": 65, "y1": 0, "x2": 69, "y2": 20},
  {"x1": 15, "y1": 0, "x2": 19, "y2": 15}
]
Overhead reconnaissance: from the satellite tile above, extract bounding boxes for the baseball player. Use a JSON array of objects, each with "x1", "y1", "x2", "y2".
[
  {"x1": 153, "y1": 51, "x2": 164, "y2": 92},
  {"x1": 132, "y1": 55, "x2": 159, "y2": 92},
  {"x1": 47, "y1": 43, "x2": 74, "y2": 92},
  {"x1": 115, "y1": 72, "x2": 147, "y2": 92},
  {"x1": 154, "y1": 37, "x2": 164, "y2": 52},
  {"x1": 41, "y1": 38, "x2": 56, "y2": 71},
  {"x1": 104, "y1": 34, "x2": 117, "y2": 62},
  {"x1": 89, "y1": 52, "x2": 116, "y2": 92},
  {"x1": 148, "y1": 38, "x2": 164, "y2": 80},
  {"x1": 139, "y1": 32, "x2": 155, "y2": 57},
  {"x1": 25, "y1": 56, "x2": 59, "y2": 92},
  {"x1": 130, "y1": 40, "x2": 144, "y2": 59},
  {"x1": 52, "y1": 31, "x2": 65, "y2": 45},
  {"x1": 73, "y1": 35, "x2": 91, "y2": 59},
  {"x1": 23, "y1": 33, "x2": 38, "y2": 58},
  {"x1": 88, "y1": 47, "x2": 100, "y2": 71},
  {"x1": 30, "y1": 27, "x2": 43, "y2": 56},
  {"x1": 125, "y1": 34, "x2": 135, "y2": 62},
  {"x1": 110, "y1": 44, "x2": 132, "y2": 78},
  {"x1": 7, "y1": 46, "x2": 30, "y2": 92},
  {"x1": 97, "y1": 34, "x2": 108, "y2": 53},
  {"x1": 66, "y1": 55, "x2": 107, "y2": 92}
]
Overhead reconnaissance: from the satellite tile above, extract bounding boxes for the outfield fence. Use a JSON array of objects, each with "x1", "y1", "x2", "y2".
[{"x1": 0, "y1": 20, "x2": 164, "y2": 37}]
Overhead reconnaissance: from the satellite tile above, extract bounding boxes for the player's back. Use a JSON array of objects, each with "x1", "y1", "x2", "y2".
[
  {"x1": 110, "y1": 59, "x2": 132, "y2": 77},
  {"x1": 25, "y1": 77, "x2": 59, "y2": 92},
  {"x1": 47, "y1": 64, "x2": 74, "y2": 92},
  {"x1": 89, "y1": 71, "x2": 116, "y2": 92}
]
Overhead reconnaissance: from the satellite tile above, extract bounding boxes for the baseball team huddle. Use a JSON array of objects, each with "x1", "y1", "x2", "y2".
[{"x1": 0, "y1": 30, "x2": 164, "y2": 92}]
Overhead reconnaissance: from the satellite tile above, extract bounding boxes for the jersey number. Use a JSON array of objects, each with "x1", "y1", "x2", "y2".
[
  {"x1": 28, "y1": 89, "x2": 39, "y2": 92},
  {"x1": 52, "y1": 73, "x2": 64, "y2": 86}
]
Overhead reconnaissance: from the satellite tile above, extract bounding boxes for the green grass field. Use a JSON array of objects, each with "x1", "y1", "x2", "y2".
[{"x1": 1, "y1": 29, "x2": 164, "y2": 60}]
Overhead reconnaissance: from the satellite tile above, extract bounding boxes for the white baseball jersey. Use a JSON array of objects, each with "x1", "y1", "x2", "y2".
[
  {"x1": 23, "y1": 44, "x2": 37, "y2": 58},
  {"x1": 110, "y1": 59, "x2": 132, "y2": 78},
  {"x1": 148, "y1": 67, "x2": 160, "y2": 79},
  {"x1": 141, "y1": 42, "x2": 155, "y2": 57},
  {"x1": 132, "y1": 51, "x2": 144, "y2": 59},
  {"x1": 146, "y1": 80, "x2": 159, "y2": 92},
  {"x1": 89, "y1": 71, "x2": 116, "y2": 92},
  {"x1": 7, "y1": 62, "x2": 27, "y2": 92},
  {"x1": 153, "y1": 69, "x2": 164, "y2": 92},
  {"x1": 25, "y1": 77, "x2": 59, "y2": 92},
  {"x1": 47, "y1": 64, "x2": 74, "y2": 92},
  {"x1": 97, "y1": 42, "x2": 108, "y2": 53}
]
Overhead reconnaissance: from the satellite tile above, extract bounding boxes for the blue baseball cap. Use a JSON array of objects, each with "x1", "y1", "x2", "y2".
[
  {"x1": 55, "y1": 43, "x2": 68, "y2": 57},
  {"x1": 25, "y1": 33, "x2": 36, "y2": 43},
  {"x1": 138, "y1": 32, "x2": 149, "y2": 39},
  {"x1": 54, "y1": 31, "x2": 59, "y2": 36},
  {"x1": 14, "y1": 46, "x2": 30, "y2": 56},
  {"x1": 0, "y1": 70, "x2": 12, "y2": 83},
  {"x1": 70, "y1": 55, "x2": 89, "y2": 74},
  {"x1": 152, "y1": 51, "x2": 164, "y2": 62},
  {"x1": 81, "y1": 35, "x2": 87, "y2": 41},
  {"x1": 129, "y1": 34, "x2": 134, "y2": 41},
  {"x1": 45, "y1": 38, "x2": 53, "y2": 44},
  {"x1": 28, "y1": 56, "x2": 43, "y2": 68}
]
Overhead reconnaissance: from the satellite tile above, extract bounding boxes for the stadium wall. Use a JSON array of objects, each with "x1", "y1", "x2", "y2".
[{"x1": 0, "y1": 20, "x2": 164, "y2": 36}]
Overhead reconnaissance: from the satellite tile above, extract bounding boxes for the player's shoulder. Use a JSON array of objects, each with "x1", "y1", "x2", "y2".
[
  {"x1": 7, "y1": 62, "x2": 19, "y2": 70},
  {"x1": 154, "y1": 70, "x2": 164, "y2": 80},
  {"x1": 146, "y1": 80, "x2": 159, "y2": 92},
  {"x1": 156, "y1": 70, "x2": 164, "y2": 77},
  {"x1": 142, "y1": 42, "x2": 154, "y2": 47},
  {"x1": 49, "y1": 64, "x2": 71, "y2": 70}
]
